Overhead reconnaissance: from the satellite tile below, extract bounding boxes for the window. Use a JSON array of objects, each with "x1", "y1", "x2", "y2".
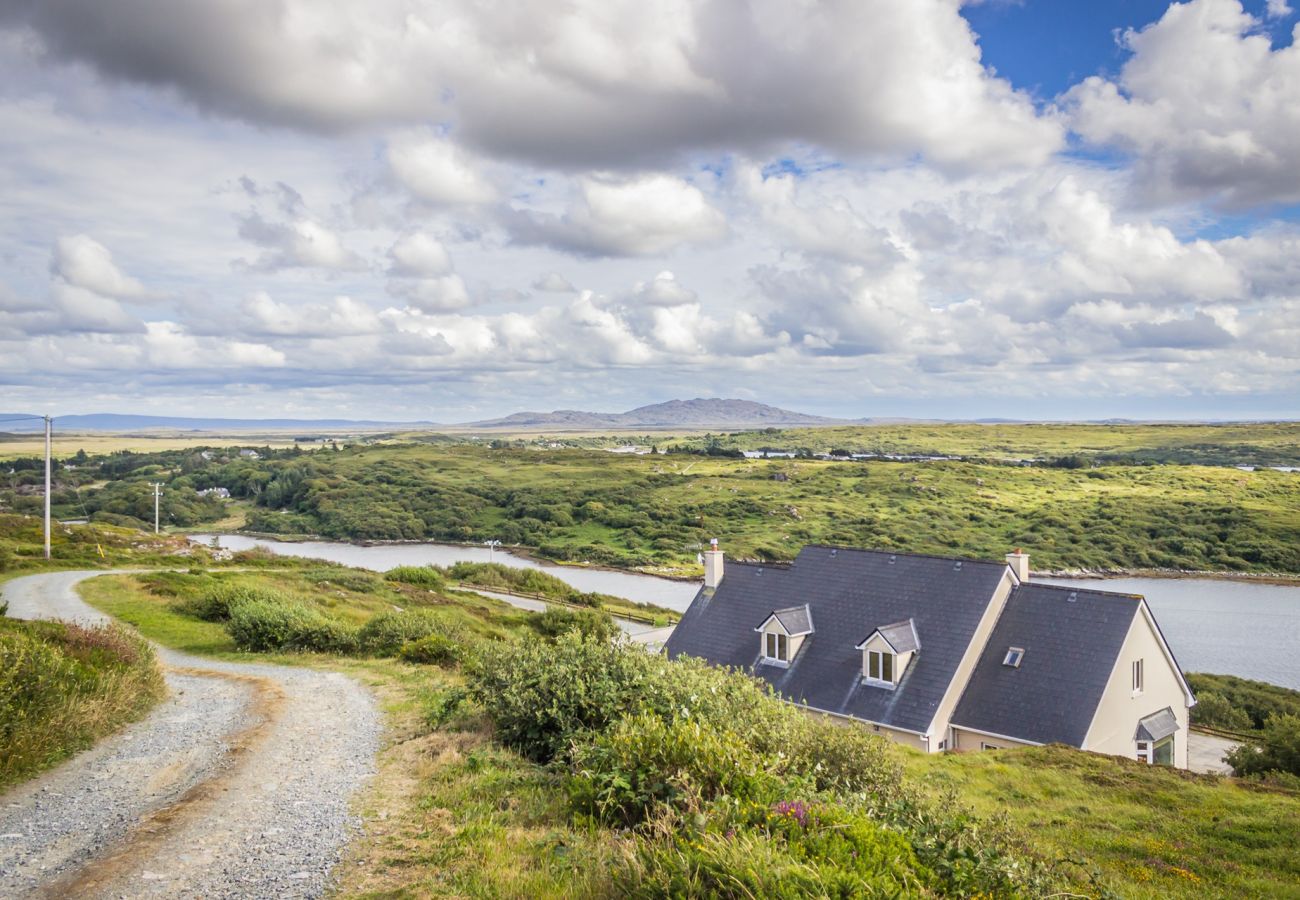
[
  {"x1": 1002, "y1": 647, "x2": 1024, "y2": 668},
  {"x1": 1137, "y1": 736, "x2": 1174, "y2": 766},
  {"x1": 1132, "y1": 658, "x2": 1144, "y2": 694},
  {"x1": 980, "y1": 741, "x2": 1002, "y2": 751},
  {"x1": 1152, "y1": 735, "x2": 1174, "y2": 766},
  {"x1": 866, "y1": 649, "x2": 895, "y2": 684},
  {"x1": 763, "y1": 631, "x2": 788, "y2": 663}
]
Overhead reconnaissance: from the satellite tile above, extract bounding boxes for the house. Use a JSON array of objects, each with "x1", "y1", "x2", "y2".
[{"x1": 665, "y1": 542, "x2": 1195, "y2": 768}]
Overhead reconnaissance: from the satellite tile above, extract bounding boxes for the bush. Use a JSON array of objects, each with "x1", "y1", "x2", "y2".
[
  {"x1": 225, "y1": 596, "x2": 358, "y2": 653},
  {"x1": 301, "y1": 567, "x2": 381, "y2": 593},
  {"x1": 569, "y1": 713, "x2": 780, "y2": 826},
  {"x1": 1186, "y1": 672, "x2": 1300, "y2": 731},
  {"x1": 174, "y1": 584, "x2": 290, "y2": 622},
  {"x1": 1226, "y1": 714, "x2": 1300, "y2": 778},
  {"x1": 467, "y1": 633, "x2": 795, "y2": 765},
  {"x1": 357, "y1": 608, "x2": 444, "y2": 656},
  {"x1": 780, "y1": 716, "x2": 902, "y2": 800},
  {"x1": 533, "y1": 606, "x2": 618, "y2": 642},
  {"x1": 423, "y1": 685, "x2": 469, "y2": 728},
  {"x1": 400, "y1": 633, "x2": 462, "y2": 666},
  {"x1": 385, "y1": 565, "x2": 447, "y2": 591},
  {"x1": 1192, "y1": 691, "x2": 1253, "y2": 732}
]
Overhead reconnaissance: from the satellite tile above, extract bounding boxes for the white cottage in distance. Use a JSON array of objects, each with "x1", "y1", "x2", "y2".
[{"x1": 666, "y1": 541, "x2": 1196, "y2": 768}]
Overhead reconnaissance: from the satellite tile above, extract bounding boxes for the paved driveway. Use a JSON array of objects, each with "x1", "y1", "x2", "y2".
[{"x1": 1188, "y1": 730, "x2": 1239, "y2": 775}]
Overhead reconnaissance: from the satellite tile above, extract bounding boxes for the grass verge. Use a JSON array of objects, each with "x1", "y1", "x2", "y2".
[{"x1": 0, "y1": 615, "x2": 165, "y2": 790}]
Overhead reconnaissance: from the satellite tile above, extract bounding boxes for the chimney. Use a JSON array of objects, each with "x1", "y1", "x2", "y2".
[
  {"x1": 703, "y1": 537, "x2": 725, "y2": 589},
  {"x1": 1006, "y1": 548, "x2": 1030, "y2": 582}
]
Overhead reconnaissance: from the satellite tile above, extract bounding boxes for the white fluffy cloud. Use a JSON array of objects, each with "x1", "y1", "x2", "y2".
[
  {"x1": 236, "y1": 213, "x2": 362, "y2": 272},
  {"x1": 387, "y1": 133, "x2": 497, "y2": 206},
  {"x1": 51, "y1": 235, "x2": 147, "y2": 299},
  {"x1": 388, "y1": 232, "x2": 452, "y2": 278},
  {"x1": 1064, "y1": 0, "x2": 1300, "y2": 207},
  {"x1": 0, "y1": 0, "x2": 1061, "y2": 171},
  {"x1": 511, "y1": 174, "x2": 727, "y2": 257}
]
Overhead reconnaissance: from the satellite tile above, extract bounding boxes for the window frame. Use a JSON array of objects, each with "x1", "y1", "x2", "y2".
[
  {"x1": 1132, "y1": 658, "x2": 1145, "y2": 695},
  {"x1": 865, "y1": 648, "x2": 897, "y2": 687},
  {"x1": 761, "y1": 630, "x2": 789, "y2": 666},
  {"x1": 1002, "y1": 647, "x2": 1024, "y2": 668}
]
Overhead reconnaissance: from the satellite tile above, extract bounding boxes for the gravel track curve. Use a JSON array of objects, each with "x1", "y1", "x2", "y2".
[{"x1": 0, "y1": 571, "x2": 381, "y2": 899}]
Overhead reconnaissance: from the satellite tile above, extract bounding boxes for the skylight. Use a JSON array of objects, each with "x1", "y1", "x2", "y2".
[{"x1": 1002, "y1": 647, "x2": 1024, "y2": 668}]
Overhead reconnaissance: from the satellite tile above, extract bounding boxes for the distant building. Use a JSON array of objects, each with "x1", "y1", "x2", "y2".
[
  {"x1": 197, "y1": 487, "x2": 231, "y2": 499},
  {"x1": 667, "y1": 543, "x2": 1195, "y2": 768},
  {"x1": 238, "y1": 449, "x2": 260, "y2": 459}
]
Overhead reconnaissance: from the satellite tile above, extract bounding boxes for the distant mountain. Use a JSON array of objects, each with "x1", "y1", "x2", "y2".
[
  {"x1": 0, "y1": 413, "x2": 434, "y2": 433},
  {"x1": 463, "y1": 398, "x2": 846, "y2": 430}
]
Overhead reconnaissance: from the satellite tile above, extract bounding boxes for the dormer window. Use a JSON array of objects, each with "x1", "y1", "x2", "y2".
[
  {"x1": 754, "y1": 605, "x2": 814, "y2": 669},
  {"x1": 866, "y1": 649, "x2": 895, "y2": 684},
  {"x1": 764, "y1": 632, "x2": 789, "y2": 663},
  {"x1": 1003, "y1": 647, "x2": 1024, "y2": 668},
  {"x1": 856, "y1": 618, "x2": 920, "y2": 689}
]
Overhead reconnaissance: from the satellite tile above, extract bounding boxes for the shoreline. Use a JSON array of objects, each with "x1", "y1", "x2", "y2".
[{"x1": 187, "y1": 531, "x2": 1300, "y2": 586}]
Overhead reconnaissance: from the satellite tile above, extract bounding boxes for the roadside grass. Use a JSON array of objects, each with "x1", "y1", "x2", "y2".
[
  {"x1": 902, "y1": 745, "x2": 1300, "y2": 899},
  {"x1": 77, "y1": 571, "x2": 617, "y2": 898},
  {"x1": 0, "y1": 616, "x2": 165, "y2": 791}
]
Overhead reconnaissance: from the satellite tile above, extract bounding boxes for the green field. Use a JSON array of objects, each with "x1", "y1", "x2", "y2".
[{"x1": 5, "y1": 423, "x2": 1299, "y2": 577}]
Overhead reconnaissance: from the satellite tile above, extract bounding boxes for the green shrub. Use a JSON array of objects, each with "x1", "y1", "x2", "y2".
[
  {"x1": 399, "y1": 633, "x2": 461, "y2": 666},
  {"x1": 225, "y1": 596, "x2": 358, "y2": 653},
  {"x1": 1225, "y1": 714, "x2": 1300, "y2": 778},
  {"x1": 357, "y1": 608, "x2": 444, "y2": 656},
  {"x1": 1191, "y1": 691, "x2": 1253, "y2": 732},
  {"x1": 533, "y1": 606, "x2": 618, "y2": 642},
  {"x1": 780, "y1": 716, "x2": 902, "y2": 800},
  {"x1": 423, "y1": 685, "x2": 469, "y2": 728},
  {"x1": 174, "y1": 584, "x2": 291, "y2": 622},
  {"x1": 1186, "y1": 672, "x2": 1300, "y2": 731},
  {"x1": 385, "y1": 565, "x2": 447, "y2": 591},
  {"x1": 569, "y1": 713, "x2": 780, "y2": 826}
]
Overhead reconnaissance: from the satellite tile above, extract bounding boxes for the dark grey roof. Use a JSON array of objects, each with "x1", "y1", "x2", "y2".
[
  {"x1": 665, "y1": 546, "x2": 1008, "y2": 734},
  {"x1": 1135, "y1": 706, "x2": 1179, "y2": 742},
  {"x1": 756, "y1": 605, "x2": 813, "y2": 636},
  {"x1": 859, "y1": 618, "x2": 920, "y2": 653},
  {"x1": 951, "y1": 583, "x2": 1141, "y2": 746}
]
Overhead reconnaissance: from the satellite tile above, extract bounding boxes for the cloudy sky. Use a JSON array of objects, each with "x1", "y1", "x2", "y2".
[{"x1": 1, "y1": 0, "x2": 1298, "y2": 422}]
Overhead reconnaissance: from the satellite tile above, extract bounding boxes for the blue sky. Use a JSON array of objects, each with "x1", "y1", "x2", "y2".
[{"x1": 0, "y1": 0, "x2": 1297, "y2": 422}]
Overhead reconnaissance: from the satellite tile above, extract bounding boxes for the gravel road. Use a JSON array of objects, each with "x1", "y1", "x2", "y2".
[{"x1": 0, "y1": 571, "x2": 381, "y2": 899}]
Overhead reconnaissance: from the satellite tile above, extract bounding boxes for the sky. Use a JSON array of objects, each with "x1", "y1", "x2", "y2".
[{"x1": 1, "y1": 0, "x2": 1298, "y2": 422}]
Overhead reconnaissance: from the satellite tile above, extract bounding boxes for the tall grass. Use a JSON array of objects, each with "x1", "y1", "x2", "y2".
[{"x1": 0, "y1": 617, "x2": 165, "y2": 789}]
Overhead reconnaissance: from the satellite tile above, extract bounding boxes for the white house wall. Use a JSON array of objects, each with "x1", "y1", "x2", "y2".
[{"x1": 1081, "y1": 604, "x2": 1191, "y2": 769}]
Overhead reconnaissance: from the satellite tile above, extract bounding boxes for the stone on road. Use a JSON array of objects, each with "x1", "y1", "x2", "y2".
[{"x1": 0, "y1": 571, "x2": 380, "y2": 899}]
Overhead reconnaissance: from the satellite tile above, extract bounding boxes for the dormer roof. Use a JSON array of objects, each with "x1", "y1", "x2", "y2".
[
  {"x1": 754, "y1": 604, "x2": 814, "y2": 637},
  {"x1": 855, "y1": 618, "x2": 920, "y2": 653}
]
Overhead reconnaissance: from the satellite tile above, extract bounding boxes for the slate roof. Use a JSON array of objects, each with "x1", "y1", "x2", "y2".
[
  {"x1": 1135, "y1": 706, "x2": 1179, "y2": 742},
  {"x1": 664, "y1": 545, "x2": 1008, "y2": 734},
  {"x1": 757, "y1": 605, "x2": 814, "y2": 636},
  {"x1": 951, "y1": 583, "x2": 1141, "y2": 746},
  {"x1": 860, "y1": 618, "x2": 920, "y2": 653}
]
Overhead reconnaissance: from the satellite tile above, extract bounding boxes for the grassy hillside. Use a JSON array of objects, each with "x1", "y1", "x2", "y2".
[
  {"x1": 904, "y1": 746, "x2": 1300, "y2": 898},
  {"x1": 220, "y1": 444, "x2": 1299, "y2": 574},
  {"x1": 0, "y1": 616, "x2": 165, "y2": 790},
  {"x1": 82, "y1": 567, "x2": 1300, "y2": 898}
]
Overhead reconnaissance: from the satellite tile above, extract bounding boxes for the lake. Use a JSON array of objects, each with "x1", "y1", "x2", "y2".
[
  {"x1": 190, "y1": 534, "x2": 701, "y2": 609},
  {"x1": 191, "y1": 534, "x2": 1300, "y2": 689}
]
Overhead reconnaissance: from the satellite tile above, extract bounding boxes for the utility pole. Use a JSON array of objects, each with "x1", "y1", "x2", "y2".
[
  {"x1": 43, "y1": 415, "x2": 52, "y2": 560},
  {"x1": 151, "y1": 482, "x2": 163, "y2": 534}
]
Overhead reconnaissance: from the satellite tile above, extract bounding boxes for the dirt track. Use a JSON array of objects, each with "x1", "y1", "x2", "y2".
[{"x1": 0, "y1": 571, "x2": 380, "y2": 899}]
